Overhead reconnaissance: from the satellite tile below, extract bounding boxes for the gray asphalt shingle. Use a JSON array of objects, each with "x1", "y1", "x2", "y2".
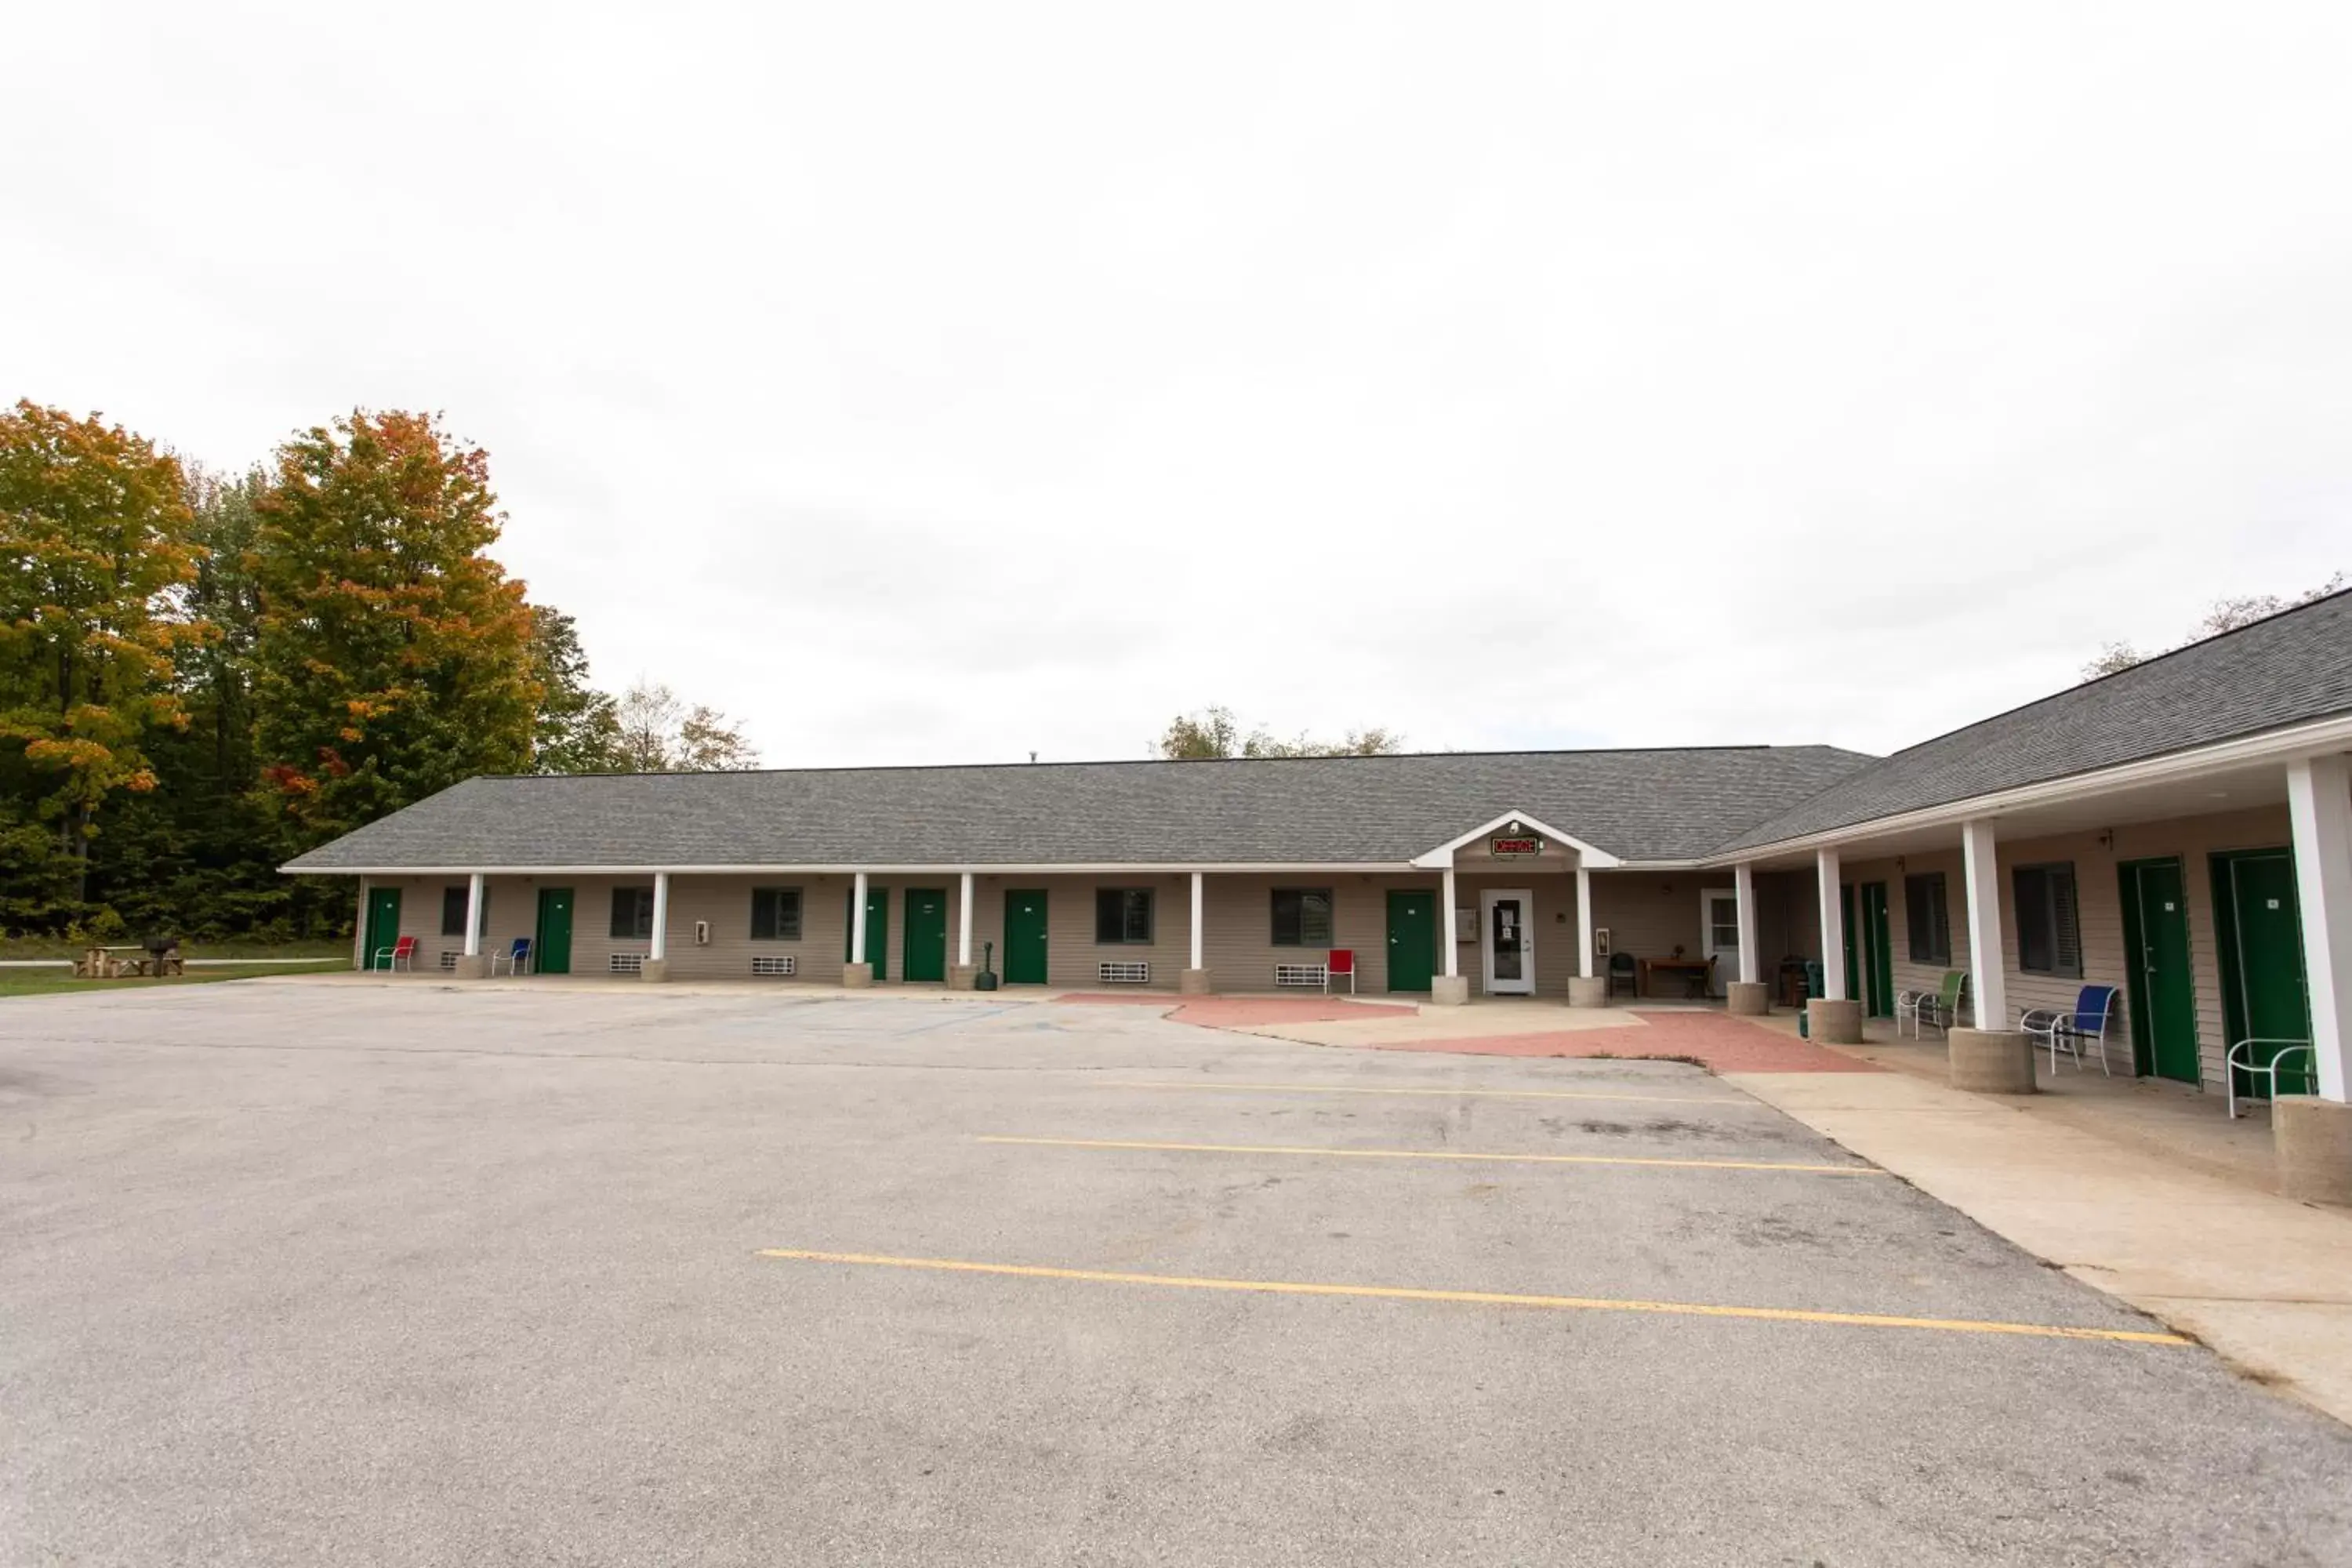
[
  {"x1": 1719, "y1": 588, "x2": 2352, "y2": 851},
  {"x1": 281, "y1": 746, "x2": 1871, "y2": 871}
]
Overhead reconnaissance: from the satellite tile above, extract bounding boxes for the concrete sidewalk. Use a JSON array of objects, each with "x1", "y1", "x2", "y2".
[{"x1": 1725, "y1": 1062, "x2": 2352, "y2": 1428}]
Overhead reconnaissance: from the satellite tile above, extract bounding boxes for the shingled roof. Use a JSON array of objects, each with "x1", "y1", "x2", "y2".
[
  {"x1": 1718, "y1": 587, "x2": 2352, "y2": 853},
  {"x1": 281, "y1": 745, "x2": 1871, "y2": 872}
]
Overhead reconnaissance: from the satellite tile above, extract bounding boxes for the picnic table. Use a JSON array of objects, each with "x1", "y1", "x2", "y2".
[
  {"x1": 74, "y1": 944, "x2": 186, "y2": 979},
  {"x1": 1637, "y1": 955, "x2": 1715, "y2": 998}
]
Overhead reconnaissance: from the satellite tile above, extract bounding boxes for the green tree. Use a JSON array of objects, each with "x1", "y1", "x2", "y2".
[
  {"x1": 0, "y1": 401, "x2": 202, "y2": 915},
  {"x1": 252, "y1": 411, "x2": 539, "y2": 846},
  {"x1": 528, "y1": 604, "x2": 625, "y2": 773},
  {"x1": 1155, "y1": 705, "x2": 1404, "y2": 759}
]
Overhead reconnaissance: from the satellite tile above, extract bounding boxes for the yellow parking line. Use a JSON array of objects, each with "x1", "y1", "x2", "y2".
[
  {"x1": 755, "y1": 1248, "x2": 2193, "y2": 1345},
  {"x1": 979, "y1": 1134, "x2": 1882, "y2": 1176},
  {"x1": 1090, "y1": 1080, "x2": 1755, "y2": 1107}
]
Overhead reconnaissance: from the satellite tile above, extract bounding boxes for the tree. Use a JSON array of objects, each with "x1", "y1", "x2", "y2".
[
  {"x1": 2083, "y1": 572, "x2": 2346, "y2": 679},
  {"x1": 1154, "y1": 706, "x2": 1406, "y2": 759},
  {"x1": 611, "y1": 680, "x2": 759, "y2": 771},
  {"x1": 0, "y1": 401, "x2": 202, "y2": 912},
  {"x1": 528, "y1": 604, "x2": 624, "y2": 773},
  {"x1": 252, "y1": 411, "x2": 539, "y2": 846}
]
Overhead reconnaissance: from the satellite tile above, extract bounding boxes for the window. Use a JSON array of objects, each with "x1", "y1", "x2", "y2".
[
  {"x1": 1270, "y1": 887, "x2": 1334, "y2": 948},
  {"x1": 2013, "y1": 863, "x2": 2082, "y2": 977},
  {"x1": 1094, "y1": 887, "x2": 1154, "y2": 945},
  {"x1": 610, "y1": 885, "x2": 655, "y2": 940},
  {"x1": 1904, "y1": 873, "x2": 1951, "y2": 964},
  {"x1": 441, "y1": 884, "x2": 488, "y2": 938},
  {"x1": 750, "y1": 887, "x2": 803, "y2": 941}
]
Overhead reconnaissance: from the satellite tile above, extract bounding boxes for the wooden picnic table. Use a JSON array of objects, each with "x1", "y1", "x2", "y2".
[
  {"x1": 75, "y1": 944, "x2": 185, "y2": 979},
  {"x1": 1637, "y1": 956, "x2": 1715, "y2": 998}
]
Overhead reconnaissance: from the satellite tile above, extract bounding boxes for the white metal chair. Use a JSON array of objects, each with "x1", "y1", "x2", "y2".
[
  {"x1": 372, "y1": 935, "x2": 416, "y2": 972},
  {"x1": 2226, "y1": 1038, "x2": 2314, "y2": 1118},
  {"x1": 489, "y1": 937, "x2": 532, "y2": 976},
  {"x1": 1897, "y1": 971, "x2": 1968, "y2": 1040},
  {"x1": 2020, "y1": 984, "x2": 2122, "y2": 1075}
]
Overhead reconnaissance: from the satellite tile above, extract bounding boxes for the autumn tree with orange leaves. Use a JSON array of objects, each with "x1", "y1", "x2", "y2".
[
  {"x1": 252, "y1": 411, "x2": 539, "y2": 844},
  {"x1": 0, "y1": 401, "x2": 204, "y2": 912}
]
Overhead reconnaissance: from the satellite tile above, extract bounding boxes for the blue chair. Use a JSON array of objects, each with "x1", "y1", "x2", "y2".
[
  {"x1": 489, "y1": 936, "x2": 533, "y2": 976},
  {"x1": 2020, "y1": 985, "x2": 2121, "y2": 1076}
]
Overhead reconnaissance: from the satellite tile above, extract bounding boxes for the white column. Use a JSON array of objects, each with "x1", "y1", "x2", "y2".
[
  {"x1": 850, "y1": 870, "x2": 869, "y2": 967},
  {"x1": 1733, "y1": 862, "x2": 1759, "y2": 985},
  {"x1": 1960, "y1": 818, "x2": 2007, "y2": 1029},
  {"x1": 1442, "y1": 867, "x2": 1460, "y2": 979},
  {"x1": 1189, "y1": 872, "x2": 1205, "y2": 971},
  {"x1": 463, "y1": 873, "x2": 485, "y2": 958},
  {"x1": 957, "y1": 872, "x2": 975, "y2": 967},
  {"x1": 1817, "y1": 848, "x2": 1846, "y2": 1001},
  {"x1": 354, "y1": 877, "x2": 369, "y2": 970},
  {"x1": 2287, "y1": 755, "x2": 2352, "y2": 1102},
  {"x1": 648, "y1": 872, "x2": 670, "y2": 961},
  {"x1": 1576, "y1": 866, "x2": 1595, "y2": 980}
]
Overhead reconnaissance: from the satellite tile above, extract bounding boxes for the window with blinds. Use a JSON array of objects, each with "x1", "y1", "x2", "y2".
[
  {"x1": 1904, "y1": 873, "x2": 1950, "y2": 964},
  {"x1": 2013, "y1": 863, "x2": 2082, "y2": 978},
  {"x1": 750, "y1": 887, "x2": 803, "y2": 941}
]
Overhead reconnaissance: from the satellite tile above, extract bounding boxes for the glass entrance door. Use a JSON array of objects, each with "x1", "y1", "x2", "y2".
[{"x1": 1481, "y1": 888, "x2": 1535, "y2": 996}]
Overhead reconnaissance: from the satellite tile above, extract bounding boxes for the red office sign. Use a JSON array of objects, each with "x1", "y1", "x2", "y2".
[{"x1": 1490, "y1": 835, "x2": 1543, "y2": 856}]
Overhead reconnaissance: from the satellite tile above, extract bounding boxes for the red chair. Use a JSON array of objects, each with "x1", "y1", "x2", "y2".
[
  {"x1": 373, "y1": 935, "x2": 417, "y2": 972},
  {"x1": 1325, "y1": 949, "x2": 1356, "y2": 994}
]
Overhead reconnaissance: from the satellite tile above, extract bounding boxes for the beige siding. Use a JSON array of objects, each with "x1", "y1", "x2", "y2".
[{"x1": 1839, "y1": 804, "x2": 2297, "y2": 1092}]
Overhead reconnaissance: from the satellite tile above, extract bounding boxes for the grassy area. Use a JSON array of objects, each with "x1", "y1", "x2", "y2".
[
  {"x1": 0, "y1": 960, "x2": 346, "y2": 999},
  {"x1": 0, "y1": 938, "x2": 349, "y2": 961}
]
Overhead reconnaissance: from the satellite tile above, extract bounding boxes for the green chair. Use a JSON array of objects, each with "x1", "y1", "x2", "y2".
[{"x1": 1898, "y1": 971, "x2": 1967, "y2": 1039}]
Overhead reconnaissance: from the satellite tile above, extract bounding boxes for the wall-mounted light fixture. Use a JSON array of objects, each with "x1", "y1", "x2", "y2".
[{"x1": 2097, "y1": 829, "x2": 2114, "y2": 850}]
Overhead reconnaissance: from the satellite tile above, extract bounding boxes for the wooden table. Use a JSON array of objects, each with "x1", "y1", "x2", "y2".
[
  {"x1": 74, "y1": 946, "x2": 183, "y2": 978},
  {"x1": 1636, "y1": 956, "x2": 1715, "y2": 998}
]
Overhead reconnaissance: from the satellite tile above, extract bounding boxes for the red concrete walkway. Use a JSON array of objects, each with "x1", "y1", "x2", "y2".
[
  {"x1": 1054, "y1": 993, "x2": 1418, "y2": 1026},
  {"x1": 1379, "y1": 1011, "x2": 1880, "y2": 1073}
]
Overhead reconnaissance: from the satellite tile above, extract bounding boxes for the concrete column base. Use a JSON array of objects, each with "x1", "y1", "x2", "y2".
[
  {"x1": 450, "y1": 955, "x2": 488, "y2": 980},
  {"x1": 1430, "y1": 975, "x2": 1470, "y2": 1006},
  {"x1": 1807, "y1": 998, "x2": 1863, "y2": 1044},
  {"x1": 1567, "y1": 976, "x2": 1609, "y2": 1008},
  {"x1": 640, "y1": 958, "x2": 670, "y2": 983},
  {"x1": 947, "y1": 964, "x2": 978, "y2": 992},
  {"x1": 1949, "y1": 1028, "x2": 2036, "y2": 1094},
  {"x1": 1727, "y1": 982, "x2": 1769, "y2": 1016},
  {"x1": 842, "y1": 962, "x2": 874, "y2": 989},
  {"x1": 2275, "y1": 1097, "x2": 2352, "y2": 1204},
  {"x1": 1179, "y1": 967, "x2": 1214, "y2": 995}
]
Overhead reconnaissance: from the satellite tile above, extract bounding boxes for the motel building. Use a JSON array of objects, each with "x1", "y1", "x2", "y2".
[{"x1": 290, "y1": 591, "x2": 2352, "y2": 1201}]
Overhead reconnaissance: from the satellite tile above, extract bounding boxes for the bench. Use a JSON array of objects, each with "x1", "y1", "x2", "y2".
[
  {"x1": 1096, "y1": 960, "x2": 1152, "y2": 985},
  {"x1": 1274, "y1": 963, "x2": 1328, "y2": 989}
]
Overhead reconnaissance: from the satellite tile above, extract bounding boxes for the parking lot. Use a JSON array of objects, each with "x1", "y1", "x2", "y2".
[{"x1": 6, "y1": 978, "x2": 2350, "y2": 1566}]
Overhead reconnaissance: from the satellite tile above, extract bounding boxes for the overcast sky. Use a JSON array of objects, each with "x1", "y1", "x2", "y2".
[{"x1": 11, "y1": 2, "x2": 2349, "y2": 768}]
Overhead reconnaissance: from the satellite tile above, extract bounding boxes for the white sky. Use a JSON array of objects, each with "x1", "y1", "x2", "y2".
[{"x1": 10, "y1": 2, "x2": 2350, "y2": 768}]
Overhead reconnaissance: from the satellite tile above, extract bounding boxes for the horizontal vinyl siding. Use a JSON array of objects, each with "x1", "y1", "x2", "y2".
[{"x1": 1842, "y1": 804, "x2": 2297, "y2": 1092}]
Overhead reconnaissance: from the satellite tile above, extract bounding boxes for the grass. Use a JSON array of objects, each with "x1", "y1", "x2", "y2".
[
  {"x1": 0, "y1": 960, "x2": 346, "y2": 999},
  {"x1": 0, "y1": 938, "x2": 349, "y2": 961}
]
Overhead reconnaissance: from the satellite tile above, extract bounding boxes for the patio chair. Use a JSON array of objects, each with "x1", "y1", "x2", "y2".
[
  {"x1": 372, "y1": 935, "x2": 417, "y2": 972},
  {"x1": 1324, "y1": 949, "x2": 1356, "y2": 994},
  {"x1": 2020, "y1": 984, "x2": 2122, "y2": 1076},
  {"x1": 1607, "y1": 951, "x2": 1637, "y2": 999},
  {"x1": 490, "y1": 936, "x2": 532, "y2": 976},
  {"x1": 1899, "y1": 971, "x2": 1967, "y2": 1040},
  {"x1": 2226, "y1": 1039, "x2": 2315, "y2": 1119}
]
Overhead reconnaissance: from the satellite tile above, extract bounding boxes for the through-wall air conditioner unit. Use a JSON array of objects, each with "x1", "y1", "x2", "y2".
[{"x1": 694, "y1": 920, "x2": 711, "y2": 946}]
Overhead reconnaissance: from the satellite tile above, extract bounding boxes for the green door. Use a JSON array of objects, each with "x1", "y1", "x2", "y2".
[
  {"x1": 362, "y1": 886, "x2": 402, "y2": 969},
  {"x1": 1004, "y1": 889, "x2": 1048, "y2": 985},
  {"x1": 1839, "y1": 884, "x2": 1861, "y2": 1005},
  {"x1": 1861, "y1": 882, "x2": 1896, "y2": 1018},
  {"x1": 844, "y1": 885, "x2": 889, "y2": 976},
  {"x1": 2213, "y1": 851, "x2": 2312, "y2": 1098},
  {"x1": 2120, "y1": 858, "x2": 2199, "y2": 1083},
  {"x1": 902, "y1": 887, "x2": 947, "y2": 982},
  {"x1": 534, "y1": 887, "x2": 574, "y2": 975},
  {"x1": 1385, "y1": 890, "x2": 1437, "y2": 993}
]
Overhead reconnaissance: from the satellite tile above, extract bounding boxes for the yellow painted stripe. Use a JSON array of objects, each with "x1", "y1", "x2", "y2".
[
  {"x1": 1090, "y1": 1079, "x2": 1755, "y2": 1107},
  {"x1": 755, "y1": 1248, "x2": 2193, "y2": 1345},
  {"x1": 979, "y1": 1134, "x2": 1882, "y2": 1176}
]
